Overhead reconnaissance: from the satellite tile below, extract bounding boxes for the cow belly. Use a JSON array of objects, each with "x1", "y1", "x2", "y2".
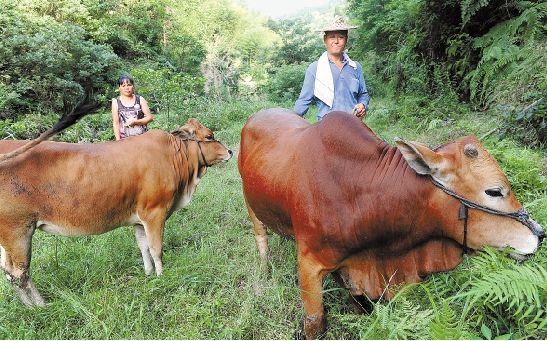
[
  {"x1": 37, "y1": 213, "x2": 141, "y2": 236},
  {"x1": 38, "y1": 221, "x2": 98, "y2": 236},
  {"x1": 248, "y1": 199, "x2": 293, "y2": 237}
]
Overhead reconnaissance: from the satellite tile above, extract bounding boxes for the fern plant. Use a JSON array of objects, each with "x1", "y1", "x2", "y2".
[
  {"x1": 451, "y1": 248, "x2": 547, "y2": 339},
  {"x1": 429, "y1": 301, "x2": 470, "y2": 340},
  {"x1": 361, "y1": 296, "x2": 434, "y2": 339},
  {"x1": 465, "y1": 2, "x2": 547, "y2": 106},
  {"x1": 461, "y1": 0, "x2": 492, "y2": 26}
]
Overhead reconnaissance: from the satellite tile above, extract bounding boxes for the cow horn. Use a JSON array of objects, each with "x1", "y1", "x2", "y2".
[
  {"x1": 464, "y1": 144, "x2": 478, "y2": 158},
  {"x1": 171, "y1": 129, "x2": 194, "y2": 139}
]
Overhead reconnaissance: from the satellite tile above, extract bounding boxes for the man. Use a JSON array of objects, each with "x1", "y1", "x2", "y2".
[{"x1": 294, "y1": 16, "x2": 370, "y2": 121}]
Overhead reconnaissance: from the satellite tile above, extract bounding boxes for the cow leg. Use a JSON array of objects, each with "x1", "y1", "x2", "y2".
[
  {"x1": 141, "y1": 211, "x2": 166, "y2": 276},
  {"x1": 0, "y1": 236, "x2": 45, "y2": 307},
  {"x1": 245, "y1": 201, "x2": 269, "y2": 273},
  {"x1": 297, "y1": 249, "x2": 329, "y2": 339},
  {"x1": 133, "y1": 224, "x2": 154, "y2": 275},
  {"x1": 0, "y1": 245, "x2": 6, "y2": 269}
]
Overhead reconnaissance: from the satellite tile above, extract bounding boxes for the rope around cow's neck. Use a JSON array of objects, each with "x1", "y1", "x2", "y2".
[
  {"x1": 430, "y1": 177, "x2": 538, "y2": 254},
  {"x1": 180, "y1": 138, "x2": 213, "y2": 167}
]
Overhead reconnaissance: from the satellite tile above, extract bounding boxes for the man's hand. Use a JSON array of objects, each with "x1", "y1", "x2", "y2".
[{"x1": 353, "y1": 103, "x2": 366, "y2": 119}]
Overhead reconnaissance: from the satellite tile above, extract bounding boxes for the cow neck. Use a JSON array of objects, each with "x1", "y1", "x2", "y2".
[
  {"x1": 181, "y1": 138, "x2": 209, "y2": 178},
  {"x1": 377, "y1": 144, "x2": 472, "y2": 254},
  {"x1": 378, "y1": 145, "x2": 452, "y2": 245},
  {"x1": 335, "y1": 143, "x2": 443, "y2": 256},
  {"x1": 170, "y1": 136, "x2": 200, "y2": 182}
]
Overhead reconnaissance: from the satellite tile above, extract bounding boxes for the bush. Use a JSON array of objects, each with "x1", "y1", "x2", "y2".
[
  {"x1": 0, "y1": 114, "x2": 56, "y2": 140},
  {"x1": 264, "y1": 63, "x2": 307, "y2": 103},
  {"x1": 0, "y1": 3, "x2": 119, "y2": 118},
  {"x1": 123, "y1": 60, "x2": 206, "y2": 117},
  {"x1": 483, "y1": 138, "x2": 547, "y2": 218}
]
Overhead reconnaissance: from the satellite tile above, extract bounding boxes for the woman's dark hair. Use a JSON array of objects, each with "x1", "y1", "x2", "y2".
[{"x1": 117, "y1": 75, "x2": 134, "y2": 86}]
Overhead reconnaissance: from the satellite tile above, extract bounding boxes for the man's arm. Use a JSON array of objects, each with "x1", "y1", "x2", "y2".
[
  {"x1": 293, "y1": 63, "x2": 317, "y2": 116},
  {"x1": 354, "y1": 64, "x2": 370, "y2": 119}
]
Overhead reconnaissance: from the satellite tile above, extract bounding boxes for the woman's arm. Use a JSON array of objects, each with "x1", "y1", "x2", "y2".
[
  {"x1": 137, "y1": 96, "x2": 154, "y2": 125},
  {"x1": 111, "y1": 99, "x2": 121, "y2": 141}
]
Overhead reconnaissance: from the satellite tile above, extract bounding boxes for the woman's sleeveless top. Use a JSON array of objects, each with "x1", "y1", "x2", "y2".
[{"x1": 117, "y1": 95, "x2": 148, "y2": 139}]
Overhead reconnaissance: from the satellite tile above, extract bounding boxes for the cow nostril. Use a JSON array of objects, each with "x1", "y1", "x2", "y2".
[{"x1": 228, "y1": 150, "x2": 233, "y2": 155}]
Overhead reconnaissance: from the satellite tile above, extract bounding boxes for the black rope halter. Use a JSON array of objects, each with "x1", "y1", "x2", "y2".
[
  {"x1": 430, "y1": 178, "x2": 542, "y2": 254},
  {"x1": 179, "y1": 138, "x2": 216, "y2": 167},
  {"x1": 194, "y1": 140, "x2": 209, "y2": 167}
]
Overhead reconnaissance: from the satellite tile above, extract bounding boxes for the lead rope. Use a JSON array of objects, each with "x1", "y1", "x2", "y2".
[
  {"x1": 459, "y1": 205, "x2": 468, "y2": 254},
  {"x1": 196, "y1": 140, "x2": 209, "y2": 167},
  {"x1": 180, "y1": 138, "x2": 209, "y2": 167}
]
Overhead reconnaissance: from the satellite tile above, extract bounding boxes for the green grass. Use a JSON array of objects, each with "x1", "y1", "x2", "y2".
[
  {"x1": 0, "y1": 157, "x2": 302, "y2": 339},
  {"x1": 0, "y1": 96, "x2": 545, "y2": 339}
]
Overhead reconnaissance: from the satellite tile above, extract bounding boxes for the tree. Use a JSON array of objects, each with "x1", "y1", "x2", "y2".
[
  {"x1": 267, "y1": 17, "x2": 324, "y2": 65},
  {"x1": 0, "y1": 1, "x2": 119, "y2": 117}
]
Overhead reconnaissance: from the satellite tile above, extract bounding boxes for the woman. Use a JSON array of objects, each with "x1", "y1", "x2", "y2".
[{"x1": 111, "y1": 75, "x2": 153, "y2": 140}]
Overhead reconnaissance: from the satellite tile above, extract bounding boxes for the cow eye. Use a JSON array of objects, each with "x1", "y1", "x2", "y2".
[
  {"x1": 485, "y1": 189, "x2": 503, "y2": 197},
  {"x1": 207, "y1": 135, "x2": 214, "y2": 140}
]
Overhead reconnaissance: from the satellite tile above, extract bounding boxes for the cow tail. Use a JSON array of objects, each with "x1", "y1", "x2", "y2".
[{"x1": 0, "y1": 93, "x2": 100, "y2": 163}]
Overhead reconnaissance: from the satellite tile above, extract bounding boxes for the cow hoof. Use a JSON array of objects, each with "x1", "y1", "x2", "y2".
[
  {"x1": 35, "y1": 299, "x2": 46, "y2": 307},
  {"x1": 302, "y1": 315, "x2": 327, "y2": 339},
  {"x1": 258, "y1": 264, "x2": 270, "y2": 279},
  {"x1": 259, "y1": 263, "x2": 270, "y2": 276},
  {"x1": 30, "y1": 293, "x2": 46, "y2": 307}
]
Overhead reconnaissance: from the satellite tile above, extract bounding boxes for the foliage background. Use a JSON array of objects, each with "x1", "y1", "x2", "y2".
[{"x1": 0, "y1": 0, "x2": 545, "y2": 339}]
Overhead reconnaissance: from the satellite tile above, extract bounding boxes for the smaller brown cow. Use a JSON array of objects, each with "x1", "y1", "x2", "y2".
[
  {"x1": 0, "y1": 118, "x2": 232, "y2": 306},
  {"x1": 238, "y1": 109, "x2": 544, "y2": 339}
]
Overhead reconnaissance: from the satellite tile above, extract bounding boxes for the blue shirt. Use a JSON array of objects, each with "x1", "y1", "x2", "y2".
[{"x1": 294, "y1": 55, "x2": 370, "y2": 121}]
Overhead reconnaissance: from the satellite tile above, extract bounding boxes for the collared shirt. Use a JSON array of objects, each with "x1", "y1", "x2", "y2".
[{"x1": 294, "y1": 54, "x2": 370, "y2": 120}]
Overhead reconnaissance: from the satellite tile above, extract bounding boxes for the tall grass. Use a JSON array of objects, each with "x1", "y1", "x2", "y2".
[{"x1": 0, "y1": 96, "x2": 545, "y2": 339}]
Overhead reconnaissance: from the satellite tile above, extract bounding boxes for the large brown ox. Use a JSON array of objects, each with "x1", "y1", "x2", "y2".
[
  {"x1": 238, "y1": 109, "x2": 544, "y2": 339},
  {"x1": 0, "y1": 117, "x2": 232, "y2": 307}
]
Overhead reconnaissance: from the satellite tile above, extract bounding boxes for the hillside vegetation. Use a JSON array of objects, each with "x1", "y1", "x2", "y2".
[{"x1": 0, "y1": 0, "x2": 545, "y2": 339}]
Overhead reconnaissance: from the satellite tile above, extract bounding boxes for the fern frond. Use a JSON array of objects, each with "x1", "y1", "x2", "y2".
[
  {"x1": 461, "y1": 0, "x2": 491, "y2": 26},
  {"x1": 429, "y1": 300, "x2": 470, "y2": 339},
  {"x1": 453, "y1": 262, "x2": 546, "y2": 322},
  {"x1": 466, "y1": 2, "x2": 547, "y2": 104},
  {"x1": 364, "y1": 296, "x2": 434, "y2": 339}
]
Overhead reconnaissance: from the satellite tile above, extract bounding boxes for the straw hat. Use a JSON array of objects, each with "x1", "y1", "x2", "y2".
[{"x1": 318, "y1": 15, "x2": 358, "y2": 32}]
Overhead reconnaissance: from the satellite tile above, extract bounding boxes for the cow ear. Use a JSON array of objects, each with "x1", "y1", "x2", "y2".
[
  {"x1": 187, "y1": 118, "x2": 202, "y2": 126},
  {"x1": 171, "y1": 126, "x2": 195, "y2": 139},
  {"x1": 186, "y1": 118, "x2": 205, "y2": 130},
  {"x1": 395, "y1": 137, "x2": 443, "y2": 175}
]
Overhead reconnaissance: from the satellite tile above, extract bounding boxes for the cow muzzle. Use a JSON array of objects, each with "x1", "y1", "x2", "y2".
[{"x1": 431, "y1": 178, "x2": 544, "y2": 256}]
